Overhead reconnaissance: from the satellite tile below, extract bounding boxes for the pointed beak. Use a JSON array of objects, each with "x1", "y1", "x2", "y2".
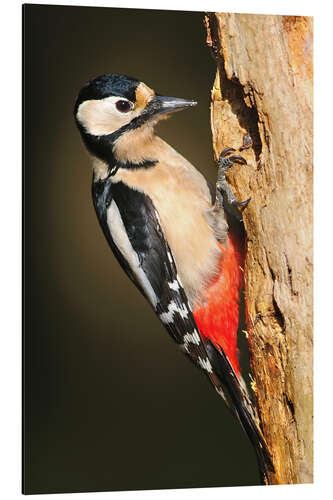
[{"x1": 148, "y1": 95, "x2": 197, "y2": 117}]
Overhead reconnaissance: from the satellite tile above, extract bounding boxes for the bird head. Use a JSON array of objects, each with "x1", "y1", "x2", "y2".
[
  {"x1": 74, "y1": 73, "x2": 197, "y2": 138},
  {"x1": 74, "y1": 74, "x2": 197, "y2": 167}
]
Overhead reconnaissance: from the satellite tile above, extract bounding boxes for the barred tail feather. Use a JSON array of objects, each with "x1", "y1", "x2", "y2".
[{"x1": 204, "y1": 340, "x2": 274, "y2": 485}]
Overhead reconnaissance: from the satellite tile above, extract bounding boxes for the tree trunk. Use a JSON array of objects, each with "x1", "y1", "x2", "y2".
[{"x1": 205, "y1": 13, "x2": 313, "y2": 485}]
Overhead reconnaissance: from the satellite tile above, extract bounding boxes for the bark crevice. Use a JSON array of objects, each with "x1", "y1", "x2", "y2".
[{"x1": 218, "y1": 70, "x2": 262, "y2": 161}]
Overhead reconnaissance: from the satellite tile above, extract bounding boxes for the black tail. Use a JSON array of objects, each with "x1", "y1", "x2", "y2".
[{"x1": 205, "y1": 340, "x2": 274, "y2": 484}]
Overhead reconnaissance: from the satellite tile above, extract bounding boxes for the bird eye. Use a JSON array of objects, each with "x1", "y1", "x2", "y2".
[{"x1": 116, "y1": 100, "x2": 131, "y2": 113}]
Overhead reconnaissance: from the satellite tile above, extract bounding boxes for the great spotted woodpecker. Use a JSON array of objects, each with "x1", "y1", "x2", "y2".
[{"x1": 74, "y1": 74, "x2": 273, "y2": 483}]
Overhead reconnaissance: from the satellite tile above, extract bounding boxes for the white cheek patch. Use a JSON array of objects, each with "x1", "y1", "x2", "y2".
[
  {"x1": 107, "y1": 200, "x2": 158, "y2": 308},
  {"x1": 76, "y1": 96, "x2": 136, "y2": 136}
]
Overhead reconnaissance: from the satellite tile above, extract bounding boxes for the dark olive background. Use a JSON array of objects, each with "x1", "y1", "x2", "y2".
[{"x1": 23, "y1": 4, "x2": 260, "y2": 494}]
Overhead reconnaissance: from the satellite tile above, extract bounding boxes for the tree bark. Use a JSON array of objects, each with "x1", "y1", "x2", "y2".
[{"x1": 205, "y1": 13, "x2": 313, "y2": 485}]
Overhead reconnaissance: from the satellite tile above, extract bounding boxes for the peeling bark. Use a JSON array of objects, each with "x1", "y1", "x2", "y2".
[{"x1": 205, "y1": 13, "x2": 313, "y2": 484}]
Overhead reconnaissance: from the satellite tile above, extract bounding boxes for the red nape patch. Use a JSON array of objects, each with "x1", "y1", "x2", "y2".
[{"x1": 193, "y1": 232, "x2": 244, "y2": 378}]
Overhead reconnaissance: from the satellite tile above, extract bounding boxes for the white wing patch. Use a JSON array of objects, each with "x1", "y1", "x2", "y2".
[
  {"x1": 159, "y1": 300, "x2": 189, "y2": 324},
  {"x1": 198, "y1": 356, "x2": 213, "y2": 374},
  {"x1": 107, "y1": 200, "x2": 158, "y2": 308},
  {"x1": 168, "y1": 280, "x2": 180, "y2": 291},
  {"x1": 183, "y1": 331, "x2": 201, "y2": 346}
]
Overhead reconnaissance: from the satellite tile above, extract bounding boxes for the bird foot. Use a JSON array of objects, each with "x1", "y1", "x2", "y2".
[{"x1": 216, "y1": 147, "x2": 250, "y2": 209}]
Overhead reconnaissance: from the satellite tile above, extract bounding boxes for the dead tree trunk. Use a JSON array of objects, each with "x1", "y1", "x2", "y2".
[{"x1": 205, "y1": 13, "x2": 313, "y2": 484}]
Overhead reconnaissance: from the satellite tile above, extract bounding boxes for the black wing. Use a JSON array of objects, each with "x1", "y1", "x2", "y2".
[{"x1": 92, "y1": 178, "x2": 213, "y2": 362}]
